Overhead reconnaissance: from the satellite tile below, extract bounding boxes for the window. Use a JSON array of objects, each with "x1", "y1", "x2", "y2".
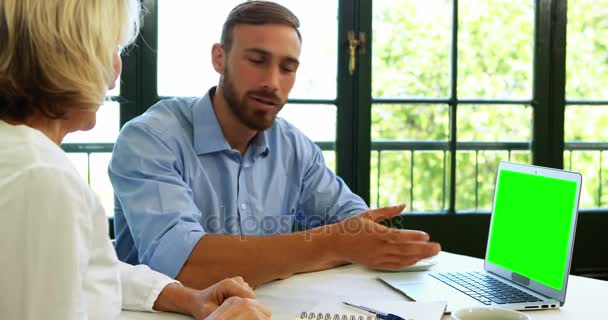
[
  {"x1": 64, "y1": 0, "x2": 608, "y2": 215},
  {"x1": 62, "y1": 0, "x2": 608, "y2": 215},
  {"x1": 370, "y1": 0, "x2": 534, "y2": 212},
  {"x1": 564, "y1": 0, "x2": 608, "y2": 209}
]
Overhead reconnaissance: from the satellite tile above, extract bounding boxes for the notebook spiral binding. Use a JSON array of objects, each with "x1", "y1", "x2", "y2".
[{"x1": 299, "y1": 311, "x2": 379, "y2": 320}]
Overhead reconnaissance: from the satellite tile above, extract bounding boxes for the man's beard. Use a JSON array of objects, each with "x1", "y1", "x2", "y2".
[{"x1": 220, "y1": 70, "x2": 284, "y2": 131}]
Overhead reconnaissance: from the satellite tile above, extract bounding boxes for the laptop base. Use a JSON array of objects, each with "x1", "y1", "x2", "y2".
[{"x1": 380, "y1": 272, "x2": 560, "y2": 313}]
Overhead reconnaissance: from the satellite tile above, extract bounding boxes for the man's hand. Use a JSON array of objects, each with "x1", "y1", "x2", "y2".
[
  {"x1": 328, "y1": 204, "x2": 441, "y2": 270},
  {"x1": 154, "y1": 277, "x2": 271, "y2": 319}
]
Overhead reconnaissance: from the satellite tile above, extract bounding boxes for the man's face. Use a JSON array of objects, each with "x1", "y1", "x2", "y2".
[{"x1": 219, "y1": 24, "x2": 301, "y2": 130}]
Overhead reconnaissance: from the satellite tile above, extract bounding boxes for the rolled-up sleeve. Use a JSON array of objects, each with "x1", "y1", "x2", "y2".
[
  {"x1": 298, "y1": 141, "x2": 369, "y2": 227},
  {"x1": 109, "y1": 123, "x2": 205, "y2": 278}
]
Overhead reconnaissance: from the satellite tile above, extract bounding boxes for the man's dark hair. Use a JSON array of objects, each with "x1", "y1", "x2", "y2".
[{"x1": 220, "y1": 1, "x2": 301, "y2": 52}]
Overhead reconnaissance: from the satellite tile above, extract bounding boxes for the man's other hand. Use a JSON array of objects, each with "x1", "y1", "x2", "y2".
[{"x1": 329, "y1": 204, "x2": 441, "y2": 270}]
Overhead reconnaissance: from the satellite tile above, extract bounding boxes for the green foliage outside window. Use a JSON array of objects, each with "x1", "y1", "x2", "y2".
[
  {"x1": 370, "y1": 0, "x2": 608, "y2": 211},
  {"x1": 564, "y1": 0, "x2": 608, "y2": 208},
  {"x1": 370, "y1": 0, "x2": 533, "y2": 211}
]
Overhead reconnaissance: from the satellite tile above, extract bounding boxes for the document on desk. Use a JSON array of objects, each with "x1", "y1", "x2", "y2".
[{"x1": 296, "y1": 298, "x2": 446, "y2": 320}]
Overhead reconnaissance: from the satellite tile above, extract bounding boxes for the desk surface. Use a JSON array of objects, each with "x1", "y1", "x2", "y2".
[{"x1": 121, "y1": 252, "x2": 608, "y2": 319}]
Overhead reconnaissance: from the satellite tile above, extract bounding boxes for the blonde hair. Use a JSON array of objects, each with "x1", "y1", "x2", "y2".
[{"x1": 0, "y1": 0, "x2": 141, "y2": 120}]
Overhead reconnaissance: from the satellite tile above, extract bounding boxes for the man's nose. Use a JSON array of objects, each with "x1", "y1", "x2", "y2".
[{"x1": 260, "y1": 65, "x2": 281, "y2": 92}]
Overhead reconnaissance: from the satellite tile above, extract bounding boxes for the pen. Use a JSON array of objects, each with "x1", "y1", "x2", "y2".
[{"x1": 343, "y1": 302, "x2": 406, "y2": 320}]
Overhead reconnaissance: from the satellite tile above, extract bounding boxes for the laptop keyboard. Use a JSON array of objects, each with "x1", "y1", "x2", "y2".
[{"x1": 430, "y1": 272, "x2": 544, "y2": 305}]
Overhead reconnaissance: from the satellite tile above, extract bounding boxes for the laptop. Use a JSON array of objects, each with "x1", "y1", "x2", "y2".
[{"x1": 380, "y1": 161, "x2": 582, "y2": 313}]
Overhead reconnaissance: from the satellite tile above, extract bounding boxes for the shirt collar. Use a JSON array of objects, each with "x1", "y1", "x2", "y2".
[
  {"x1": 250, "y1": 131, "x2": 270, "y2": 157},
  {"x1": 193, "y1": 87, "x2": 270, "y2": 157},
  {"x1": 192, "y1": 88, "x2": 231, "y2": 155}
]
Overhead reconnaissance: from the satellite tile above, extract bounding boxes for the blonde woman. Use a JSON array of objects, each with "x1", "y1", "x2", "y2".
[{"x1": 0, "y1": 1, "x2": 270, "y2": 319}]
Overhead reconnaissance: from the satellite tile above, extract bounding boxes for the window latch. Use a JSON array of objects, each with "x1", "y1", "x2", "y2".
[{"x1": 348, "y1": 31, "x2": 366, "y2": 76}]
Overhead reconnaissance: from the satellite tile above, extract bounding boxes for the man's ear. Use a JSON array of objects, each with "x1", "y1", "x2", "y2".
[{"x1": 211, "y1": 43, "x2": 225, "y2": 75}]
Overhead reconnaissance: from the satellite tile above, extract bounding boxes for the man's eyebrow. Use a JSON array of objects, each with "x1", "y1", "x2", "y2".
[
  {"x1": 284, "y1": 56, "x2": 300, "y2": 66},
  {"x1": 244, "y1": 48, "x2": 300, "y2": 65},
  {"x1": 244, "y1": 48, "x2": 271, "y2": 56}
]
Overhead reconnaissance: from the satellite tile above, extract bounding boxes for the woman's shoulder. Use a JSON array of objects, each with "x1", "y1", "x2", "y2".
[
  {"x1": 0, "y1": 125, "x2": 96, "y2": 210},
  {"x1": 0, "y1": 122, "x2": 75, "y2": 175}
]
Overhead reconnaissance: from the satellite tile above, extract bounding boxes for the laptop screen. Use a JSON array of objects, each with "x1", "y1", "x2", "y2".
[{"x1": 486, "y1": 169, "x2": 578, "y2": 291}]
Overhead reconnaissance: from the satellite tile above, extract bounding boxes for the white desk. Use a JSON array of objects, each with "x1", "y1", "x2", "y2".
[{"x1": 120, "y1": 252, "x2": 608, "y2": 319}]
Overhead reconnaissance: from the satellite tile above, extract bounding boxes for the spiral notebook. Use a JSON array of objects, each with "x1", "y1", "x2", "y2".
[{"x1": 295, "y1": 300, "x2": 446, "y2": 320}]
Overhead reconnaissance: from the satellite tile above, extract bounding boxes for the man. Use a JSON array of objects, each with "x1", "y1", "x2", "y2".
[{"x1": 109, "y1": 1, "x2": 440, "y2": 289}]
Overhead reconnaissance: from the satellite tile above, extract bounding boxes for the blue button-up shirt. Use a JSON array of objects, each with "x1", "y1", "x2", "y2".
[{"x1": 109, "y1": 88, "x2": 368, "y2": 278}]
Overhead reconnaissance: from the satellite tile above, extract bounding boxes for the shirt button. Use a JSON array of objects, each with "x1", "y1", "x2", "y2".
[{"x1": 241, "y1": 203, "x2": 247, "y2": 210}]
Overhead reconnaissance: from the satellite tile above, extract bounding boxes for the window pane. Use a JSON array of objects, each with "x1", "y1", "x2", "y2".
[
  {"x1": 370, "y1": 151, "x2": 379, "y2": 208},
  {"x1": 281, "y1": 104, "x2": 336, "y2": 173},
  {"x1": 322, "y1": 151, "x2": 336, "y2": 173},
  {"x1": 90, "y1": 153, "x2": 114, "y2": 217},
  {"x1": 456, "y1": 151, "x2": 511, "y2": 211},
  {"x1": 412, "y1": 151, "x2": 449, "y2": 211},
  {"x1": 372, "y1": 0, "x2": 452, "y2": 98},
  {"x1": 565, "y1": 105, "x2": 608, "y2": 141},
  {"x1": 279, "y1": 104, "x2": 336, "y2": 142},
  {"x1": 62, "y1": 101, "x2": 120, "y2": 144},
  {"x1": 371, "y1": 104, "x2": 449, "y2": 212},
  {"x1": 510, "y1": 151, "x2": 532, "y2": 165},
  {"x1": 456, "y1": 152, "x2": 478, "y2": 211},
  {"x1": 565, "y1": 0, "x2": 608, "y2": 210},
  {"x1": 458, "y1": 0, "x2": 534, "y2": 99},
  {"x1": 157, "y1": 0, "x2": 338, "y2": 99},
  {"x1": 566, "y1": 0, "x2": 608, "y2": 99},
  {"x1": 564, "y1": 106, "x2": 608, "y2": 209},
  {"x1": 456, "y1": 104, "x2": 531, "y2": 212},
  {"x1": 64, "y1": 153, "x2": 114, "y2": 217},
  {"x1": 564, "y1": 151, "x2": 604, "y2": 209},
  {"x1": 372, "y1": 105, "x2": 449, "y2": 140},
  {"x1": 370, "y1": 151, "x2": 412, "y2": 209},
  {"x1": 457, "y1": 105, "x2": 532, "y2": 141},
  {"x1": 370, "y1": 150, "x2": 449, "y2": 211}
]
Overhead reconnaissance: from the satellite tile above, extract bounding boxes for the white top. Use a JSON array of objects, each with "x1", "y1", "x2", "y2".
[{"x1": 0, "y1": 120, "x2": 177, "y2": 320}]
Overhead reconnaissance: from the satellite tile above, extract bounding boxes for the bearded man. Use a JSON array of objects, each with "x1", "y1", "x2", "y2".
[{"x1": 109, "y1": 1, "x2": 440, "y2": 290}]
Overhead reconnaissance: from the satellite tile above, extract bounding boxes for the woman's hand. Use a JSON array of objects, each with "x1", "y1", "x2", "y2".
[
  {"x1": 154, "y1": 276, "x2": 271, "y2": 319},
  {"x1": 188, "y1": 276, "x2": 270, "y2": 319},
  {"x1": 203, "y1": 296, "x2": 271, "y2": 320}
]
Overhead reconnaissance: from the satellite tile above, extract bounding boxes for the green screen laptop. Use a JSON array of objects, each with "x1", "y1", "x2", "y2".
[{"x1": 380, "y1": 161, "x2": 582, "y2": 313}]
